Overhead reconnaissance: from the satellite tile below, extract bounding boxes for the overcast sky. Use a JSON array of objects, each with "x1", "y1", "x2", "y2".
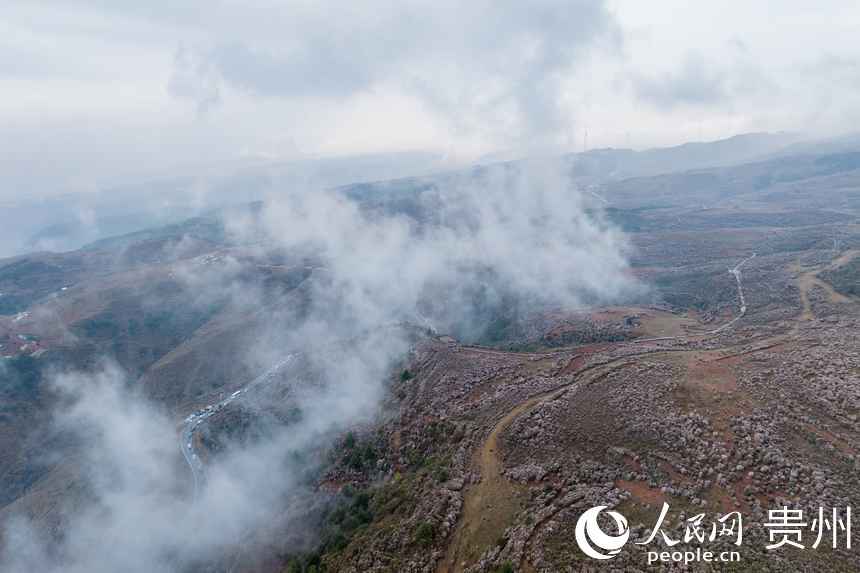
[{"x1": 2, "y1": 0, "x2": 859, "y2": 197}]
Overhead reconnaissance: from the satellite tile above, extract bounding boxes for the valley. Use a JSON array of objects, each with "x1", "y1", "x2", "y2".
[{"x1": 2, "y1": 143, "x2": 860, "y2": 572}]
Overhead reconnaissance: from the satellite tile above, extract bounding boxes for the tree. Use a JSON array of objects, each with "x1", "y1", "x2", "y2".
[{"x1": 414, "y1": 521, "x2": 434, "y2": 547}]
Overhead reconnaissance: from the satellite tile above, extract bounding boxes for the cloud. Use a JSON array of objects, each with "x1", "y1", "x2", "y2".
[
  {"x1": 6, "y1": 0, "x2": 860, "y2": 204},
  {"x1": 1, "y1": 159, "x2": 638, "y2": 571},
  {"x1": 167, "y1": 46, "x2": 221, "y2": 115},
  {"x1": 176, "y1": 0, "x2": 618, "y2": 146},
  {"x1": 206, "y1": 41, "x2": 375, "y2": 100},
  {"x1": 254, "y1": 159, "x2": 638, "y2": 331},
  {"x1": 631, "y1": 53, "x2": 730, "y2": 109}
]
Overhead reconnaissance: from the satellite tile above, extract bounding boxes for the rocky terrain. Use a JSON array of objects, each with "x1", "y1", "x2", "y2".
[
  {"x1": 307, "y1": 248, "x2": 860, "y2": 572},
  {"x1": 1, "y1": 146, "x2": 860, "y2": 572},
  {"x1": 281, "y1": 153, "x2": 860, "y2": 572}
]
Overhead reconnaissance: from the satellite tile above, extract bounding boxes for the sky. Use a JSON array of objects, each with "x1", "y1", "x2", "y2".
[{"x1": 1, "y1": 0, "x2": 859, "y2": 198}]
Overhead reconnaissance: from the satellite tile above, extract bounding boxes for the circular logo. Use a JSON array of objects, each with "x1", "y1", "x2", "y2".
[{"x1": 574, "y1": 506, "x2": 630, "y2": 560}]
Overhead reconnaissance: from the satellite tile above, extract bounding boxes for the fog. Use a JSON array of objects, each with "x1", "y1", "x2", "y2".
[
  {"x1": 3, "y1": 1, "x2": 859, "y2": 571},
  {"x1": 4, "y1": 0, "x2": 860, "y2": 205},
  {"x1": 1, "y1": 157, "x2": 639, "y2": 571},
  {"x1": 4, "y1": 0, "x2": 859, "y2": 258}
]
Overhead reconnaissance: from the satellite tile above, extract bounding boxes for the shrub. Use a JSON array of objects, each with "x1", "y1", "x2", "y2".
[
  {"x1": 414, "y1": 521, "x2": 435, "y2": 547},
  {"x1": 344, "y1": 432, "x2": 356, "y2": 449},
  {"x1": 362, "y1": 443, "x2": 377, "y2": 463},
  {"x1": 345, "y1": 449, "x2": 364, "y2": 470}
]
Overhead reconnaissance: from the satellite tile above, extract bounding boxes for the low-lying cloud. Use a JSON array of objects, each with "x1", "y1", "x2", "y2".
[{"x1": 2, "y1": 160, "x2": 639, "y2": 571}]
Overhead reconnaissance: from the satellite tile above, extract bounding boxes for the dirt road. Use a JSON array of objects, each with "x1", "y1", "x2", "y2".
[
  {"x1": 797, "y1": 249, "x2": 859, "y2": 321},
  {"x1": 436, "y1": 358, "x2": 634, "y2": 573},
  {"x1": 438, "y1": 250, "x2": 860, "y2": 572}
]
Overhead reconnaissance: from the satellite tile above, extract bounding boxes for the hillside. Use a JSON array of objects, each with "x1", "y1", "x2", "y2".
[{"x1": 1, "y1": 145, "x2": 860, "y2": 571}]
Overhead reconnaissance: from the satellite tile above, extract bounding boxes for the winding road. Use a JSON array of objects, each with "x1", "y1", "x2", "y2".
[
  {"x1": 178, "y1": 308, "x2": 440, "y2": 498},
  {"x1": 797, "y1": 249, "x2": 859, "y2": 321},
  {"x1": 630, "y1": 252, "x2": 756, "y2": 343},
  {"x1": 708, "y1": 252, "x2": 756, "y2": 334},
  {"x1": 437, "y1": 357, "x2": 637, "y2": 573},
  {"x1": 180, "y1": 354, "x2": 296, "y2": 499},
  {"x1": 436, "y1": 249, "x2": 860, "y2": 571},
  {"x1": 434, "y1": 249, "x2": 847, "y2": 571}
]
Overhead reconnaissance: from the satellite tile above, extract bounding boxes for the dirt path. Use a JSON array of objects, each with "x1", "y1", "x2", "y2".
[
  {"x1": 796, "y1": 249, "x2": 859, "y2": 321},
  {"x1": 436, "y1": 358, "x2": 633, "y2": 573},
  {"x1": 438, "y1": 251, "x2": 858, "y2": 572},
  {"x1": 707, "y1": 253, "x2": 755, "y2": 334},
  {"x1": 436, "y1": 394, "x2": 538, "y2": 573}
]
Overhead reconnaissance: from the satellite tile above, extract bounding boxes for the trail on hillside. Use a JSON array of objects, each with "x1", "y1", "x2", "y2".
[
  {"x1": 708, "y1": 253, "x2": 756, "y2": 334},
  {"x1": 632, "y1": 252, "x2": 757, "y2": 341},
  {"x1": 436, "y1": 357, "x2": 636, "y2": 573},
  {"x1": 438, "y1": 250, "x2": 860, "y2": 572},
  {"x1": 436, "y1": 252, "x2": 757, "y2": 571},
  {"x1": 797, "y1": 249, "x2": 859, "y2": 321},
  {"x1": 445, "y1": 341, "x2": 774, "y2": 572}
]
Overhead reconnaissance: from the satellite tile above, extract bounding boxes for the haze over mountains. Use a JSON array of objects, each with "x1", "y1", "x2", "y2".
[
  {"x1": 0, "y1": 151, "x2": 450, "y2": 258},
  {"x1": 4, "y1": 2, "x2": 860, "y2": 571},
  {"x1": 0, "y1": 131, "x2": 817, "y2": 259},
  {"x1": 2, "y1": 129, "x2": 860, "y2": 571}
]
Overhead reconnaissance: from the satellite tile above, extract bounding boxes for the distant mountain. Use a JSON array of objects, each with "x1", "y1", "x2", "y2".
[
  {"x1": 763, "y1": 132, "x2": 860, "y2": 159},
  {"x1": 565, "y1": 131, "x2": 804, "y2": 181},
  {"x1": 0, "y1": 151, "x2": 450, "y2": 259},
  {"x1": 7, "y1": 132, "x2": 856, "y2": 261}
]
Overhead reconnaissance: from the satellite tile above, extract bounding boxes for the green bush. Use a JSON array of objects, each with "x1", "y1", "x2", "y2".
[
  {"x1": 414, "y1": 521, "x2": 435, "y2": 547},
  {"x1": 432, "y1": 466, "x2": 449, "y2": 483},
  {"x1": 1, "y1": 354, "x2": 42, "y2": 400},
  {"x1": 319, "y1": 486, "x2": 375, "y2": 556},
  {"x1": 344, "y1": 432, "x2": 356, "y2": 449}
]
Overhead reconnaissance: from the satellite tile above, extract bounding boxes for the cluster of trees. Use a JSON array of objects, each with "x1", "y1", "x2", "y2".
[
  {"x1": 342, "y1": 432, "x2": 379, "y2": 471},
  {"x1": 283, "y1": 486, "x2": 373, "y2": 573}
]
